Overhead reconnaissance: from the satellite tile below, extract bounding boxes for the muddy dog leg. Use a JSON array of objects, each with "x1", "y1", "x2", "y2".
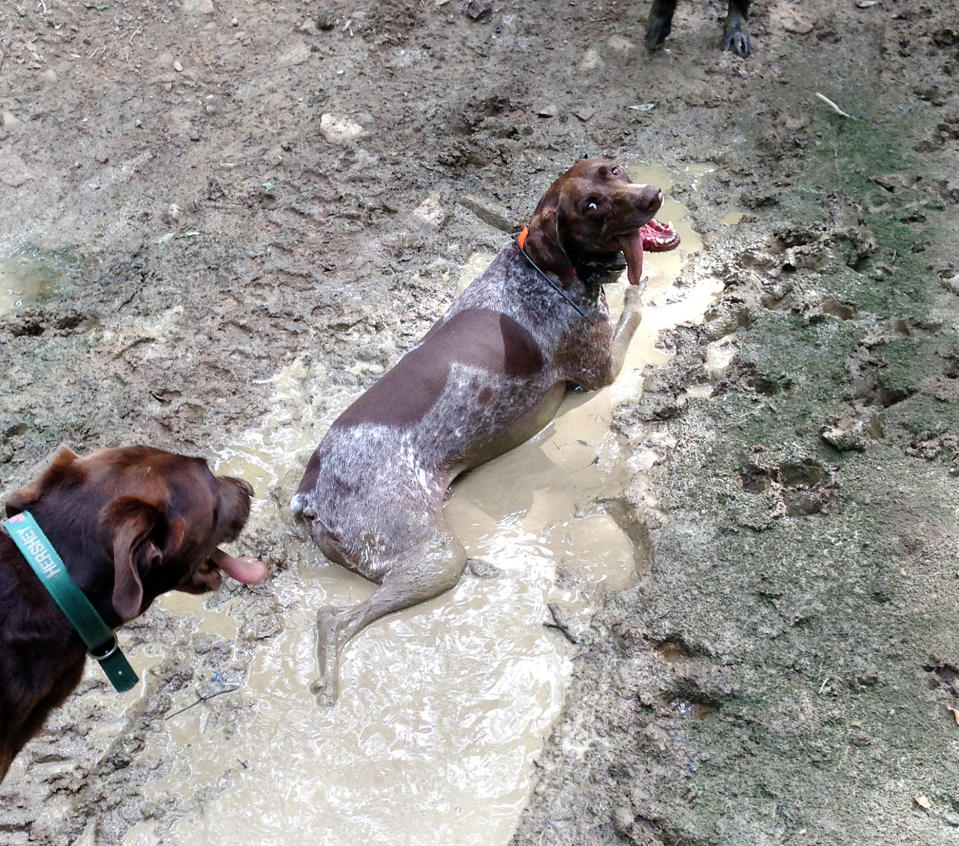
[
  {"x1": 310, "y1": 527, "x2": 467, "y2": 706},
  {"x1": 645, "y1": 0, "x2": 676, "y2": 50},
  {"x1": 573, "y1": 285, "x2": 645, "y2": 390},
  {"x1": 724, "y1": 0, "x2": 751, "y2": 57},
  {"x1": 608, "y1": 285, "x2": 644, "y2": 384},
  {"x1": 646, "y1": 0, "x2": 751, "y2": 56}
]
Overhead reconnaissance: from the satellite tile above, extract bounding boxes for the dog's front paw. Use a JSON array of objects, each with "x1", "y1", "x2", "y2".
[
  {"x1": 645, "y1": 5, "x2": 672, "y2": 50},
  {"x1": 309, "y1": 676, "x2": 340, "y2": 707},
  {"x1": 724, "y1": 23, "x2": 751, "y2": 57},
  {"x1": 624, "y1": 284, "x2": 645, "y2": 309}
]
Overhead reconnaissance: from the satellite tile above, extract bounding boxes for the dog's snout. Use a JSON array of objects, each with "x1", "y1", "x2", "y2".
[
  {"x1": 633, "y1": 183, "x2": 663, "y2": 215},
  {"x1": 222, "y1": 475, "x2": 255, "y2": 500}
]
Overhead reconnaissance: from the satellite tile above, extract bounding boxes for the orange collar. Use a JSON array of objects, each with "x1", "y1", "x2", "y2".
[
  {"x1": 516, "y1": 225, "x2": 576, "y2": 277},
  {"x1": 514, "y1": 227, "x2": 586, "y2": 318}
]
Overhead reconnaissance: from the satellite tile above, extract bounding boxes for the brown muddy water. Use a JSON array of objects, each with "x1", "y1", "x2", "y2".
[
  {"x1": 107, "y1": 167, "x2": 721, "y2": 845},
  {"x1": 0, "y1": 243, "x2": 78, "y2": 314}
]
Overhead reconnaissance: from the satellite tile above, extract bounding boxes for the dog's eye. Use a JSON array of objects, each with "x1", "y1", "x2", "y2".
[
  {"x1": 584, "y1": 199, "x2": 599, "y2": 214},
  {"x1": 611, "y1": 166, "x2": 621, "y2": 176}
]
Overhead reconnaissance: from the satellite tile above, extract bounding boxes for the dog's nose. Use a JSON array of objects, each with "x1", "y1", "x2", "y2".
[
  {"x1": 639, "y1": 185, "x2": 663, "y2": 214},
  {"x1": 225, "y1": 476, "x2": 255, "y2": 498},
  {"x1": 631, "y1": 183, "x2": 664, "y2": 216}
]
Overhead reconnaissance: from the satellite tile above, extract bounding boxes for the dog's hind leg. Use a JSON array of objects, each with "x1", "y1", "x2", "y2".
[
  {"x1": 645, "y1": 0, "x2": 677, "y2": 50},
  {"x1": 310, "y1": 526, "x2": 467, "y2": 706},
  {"x1": 724, "y1": 0, "x2": 751, "y2": 56}
]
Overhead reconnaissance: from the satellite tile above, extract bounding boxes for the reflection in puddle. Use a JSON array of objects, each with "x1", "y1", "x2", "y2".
[
  {"x1": 706, "y1": 333, "x2": 739, "y2": 376},
  {"x1": 0, "y1": 243, "x2": 79, "y2": 313},
  {"x1": 669, "y1": 699, "x2": 717, "y2": 720},
  {"x1": 722, "y1": 211, "x2": 744, "y2": 227},
  {"x1": 123, "y1": 165, "x2": 720, "y2": 846}
]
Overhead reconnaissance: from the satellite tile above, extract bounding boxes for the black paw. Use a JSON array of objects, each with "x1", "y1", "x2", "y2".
[
  {"x1": 645, "y1": 15, "x2": 672, "y2": 50},
  {"x1": 724, "y1": 24, "x2": 751, "y2": 57}
]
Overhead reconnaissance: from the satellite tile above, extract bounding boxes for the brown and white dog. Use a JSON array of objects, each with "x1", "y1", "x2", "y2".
[
  {"x1": 292, "y1": 158, "x2": 680, "y2": 705},
  {"x1": 0, "y1": 445, "x2": 266, "y2": 783}
]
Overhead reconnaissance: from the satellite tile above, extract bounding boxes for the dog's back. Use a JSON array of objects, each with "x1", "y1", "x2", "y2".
[{"x1": 292, "y1": 247, "x2": 584, "y2": 570}]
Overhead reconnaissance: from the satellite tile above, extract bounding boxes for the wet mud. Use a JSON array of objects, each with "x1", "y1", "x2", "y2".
[{"x1": 1, "y1": 0, "x2": 958, "y2": 844}]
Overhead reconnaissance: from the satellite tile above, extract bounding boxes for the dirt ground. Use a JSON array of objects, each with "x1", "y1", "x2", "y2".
[{"x1": 1, "y1": 0, "x2": 958, "y2": 843}]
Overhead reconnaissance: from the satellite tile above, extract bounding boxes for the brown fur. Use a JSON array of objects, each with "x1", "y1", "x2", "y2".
[{"x1": 0, "y1": 445, "x2": 258, "y2": 783}]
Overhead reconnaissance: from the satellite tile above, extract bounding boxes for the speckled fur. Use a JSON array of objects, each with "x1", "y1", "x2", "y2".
[
  {"x1": 292, "y1": 158, "x2": 662, "y2": 704},
  {"x1": 293, "y1": 245, "x2": 616, "y2": 564}
]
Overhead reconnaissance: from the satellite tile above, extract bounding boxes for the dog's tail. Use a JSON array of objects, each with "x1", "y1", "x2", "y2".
[{"x1": 290, "y1": 492, "x2": 317, "y2": 519}]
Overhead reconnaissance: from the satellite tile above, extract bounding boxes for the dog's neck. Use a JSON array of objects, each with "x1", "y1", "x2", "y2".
[
  {"x1": 574, "y1": 254, "x2": 628, "y2": 288},
  {"x1": 4, "y1": 505, "x2": 122, "y2": 628},
  {"x1": 515, "y1": 227, "x2": 621, "y2": 311},
  {"x1": 516, "y1": 228, "x2": 619, "y2": 317},
  {"x1": 0, "y1": 529, "x2": 89, "y2": 649}
]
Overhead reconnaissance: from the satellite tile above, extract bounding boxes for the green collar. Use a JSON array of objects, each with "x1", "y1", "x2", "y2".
[{"x1": 3, "y1": 511, "x2": 139, "y2": 692}]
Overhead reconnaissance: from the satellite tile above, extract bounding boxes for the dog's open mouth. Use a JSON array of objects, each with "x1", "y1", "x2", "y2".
[
  {"x1": 194, "y1": 548, "x2": 268, "y2": 588},
  {"x1": 615, "y1": 218, "x2": 681, "y2": 286}
]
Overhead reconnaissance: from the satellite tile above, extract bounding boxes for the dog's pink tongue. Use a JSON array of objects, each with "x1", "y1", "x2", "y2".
[
  {"x1": 211, "y1": 548, "x2": 268, "y2": 585},
  {"x1": 617, "y1": 229, "x2": 645, "y2": 286},
  {"x1": 618, "y1": 219, "x2": 681, "y2": 286}
]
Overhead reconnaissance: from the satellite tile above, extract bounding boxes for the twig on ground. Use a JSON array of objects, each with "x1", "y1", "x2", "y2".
[
  {"x1": 165, "y1": 685, "x2": 239, "y2": 720},
  {"x1": 815, "y1": 92, "x2": 854, "y2": 120},
  {"x1": 544, "y1": 603, "x2": 579, "y2": 644}
]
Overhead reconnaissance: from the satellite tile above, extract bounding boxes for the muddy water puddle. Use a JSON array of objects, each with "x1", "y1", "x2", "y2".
[
  {"x1": 0, "y1": 243, "x2": 79, "y2": 314},
  {"x1": 122, "y1": 166, "x2": 720, "y2": 846}
]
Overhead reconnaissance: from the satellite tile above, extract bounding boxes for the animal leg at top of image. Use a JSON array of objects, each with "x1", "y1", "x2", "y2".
[{"x1": 646, "y1": 0, "x2": 752, "y2": 56}]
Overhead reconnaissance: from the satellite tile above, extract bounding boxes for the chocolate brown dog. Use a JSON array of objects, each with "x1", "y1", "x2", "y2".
[
  {"x1": 0, "y1": 445, "x2": 266, "y2": 783},
  {"x1": 292, "y1": 158, "x2": 679, "y2": 705}
]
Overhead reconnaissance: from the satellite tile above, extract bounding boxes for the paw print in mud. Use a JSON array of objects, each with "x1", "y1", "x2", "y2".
[{"x1": 736, "y1": 455, "x2": 839, "y2": 521}]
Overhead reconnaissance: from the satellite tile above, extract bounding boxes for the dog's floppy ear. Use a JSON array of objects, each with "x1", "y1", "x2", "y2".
[
  {"x1": 525, "y1": 204, "x2": 575, "y2": 287},
  {"x1": 97, "y1": 497, "x2": 186, "y2": 622},
  {"x1": 4, "y1": 445, "x2": 81, "y2": 517}
]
